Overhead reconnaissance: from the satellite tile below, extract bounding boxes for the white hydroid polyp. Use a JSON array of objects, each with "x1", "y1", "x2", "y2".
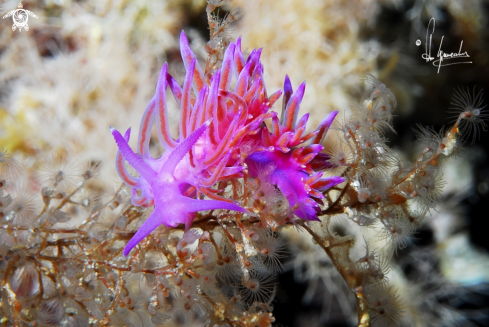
[{"x1": 448, "y1": 86, "x2": 487, "y2": 143}]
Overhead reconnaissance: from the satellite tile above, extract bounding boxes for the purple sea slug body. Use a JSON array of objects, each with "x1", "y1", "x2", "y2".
[{"x1": 111, "y1": 31, "x2": 343, "y2": 256}]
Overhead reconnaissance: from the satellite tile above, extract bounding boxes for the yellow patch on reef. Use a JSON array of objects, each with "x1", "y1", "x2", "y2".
[{"x1": 0, "y1": 108, "x2": 37, "y2": 155}]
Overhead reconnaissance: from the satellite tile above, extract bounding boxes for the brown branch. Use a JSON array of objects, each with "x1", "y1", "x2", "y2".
[
  {"x1": 321, "y1": 182, "x2": 350, "y2": 216},
  {"x1": 299, "y1": 222, "x2": 370, "y2": 327}
]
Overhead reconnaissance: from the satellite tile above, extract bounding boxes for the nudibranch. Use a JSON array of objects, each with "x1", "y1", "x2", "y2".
[{"x1": 111, "y1": 31, "x2": 343, "y2": 256}]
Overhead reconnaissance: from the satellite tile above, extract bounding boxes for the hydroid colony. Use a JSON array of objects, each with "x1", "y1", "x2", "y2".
[{"x1": 0, "y1": 1, "x2": 487, "y2": 326}]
